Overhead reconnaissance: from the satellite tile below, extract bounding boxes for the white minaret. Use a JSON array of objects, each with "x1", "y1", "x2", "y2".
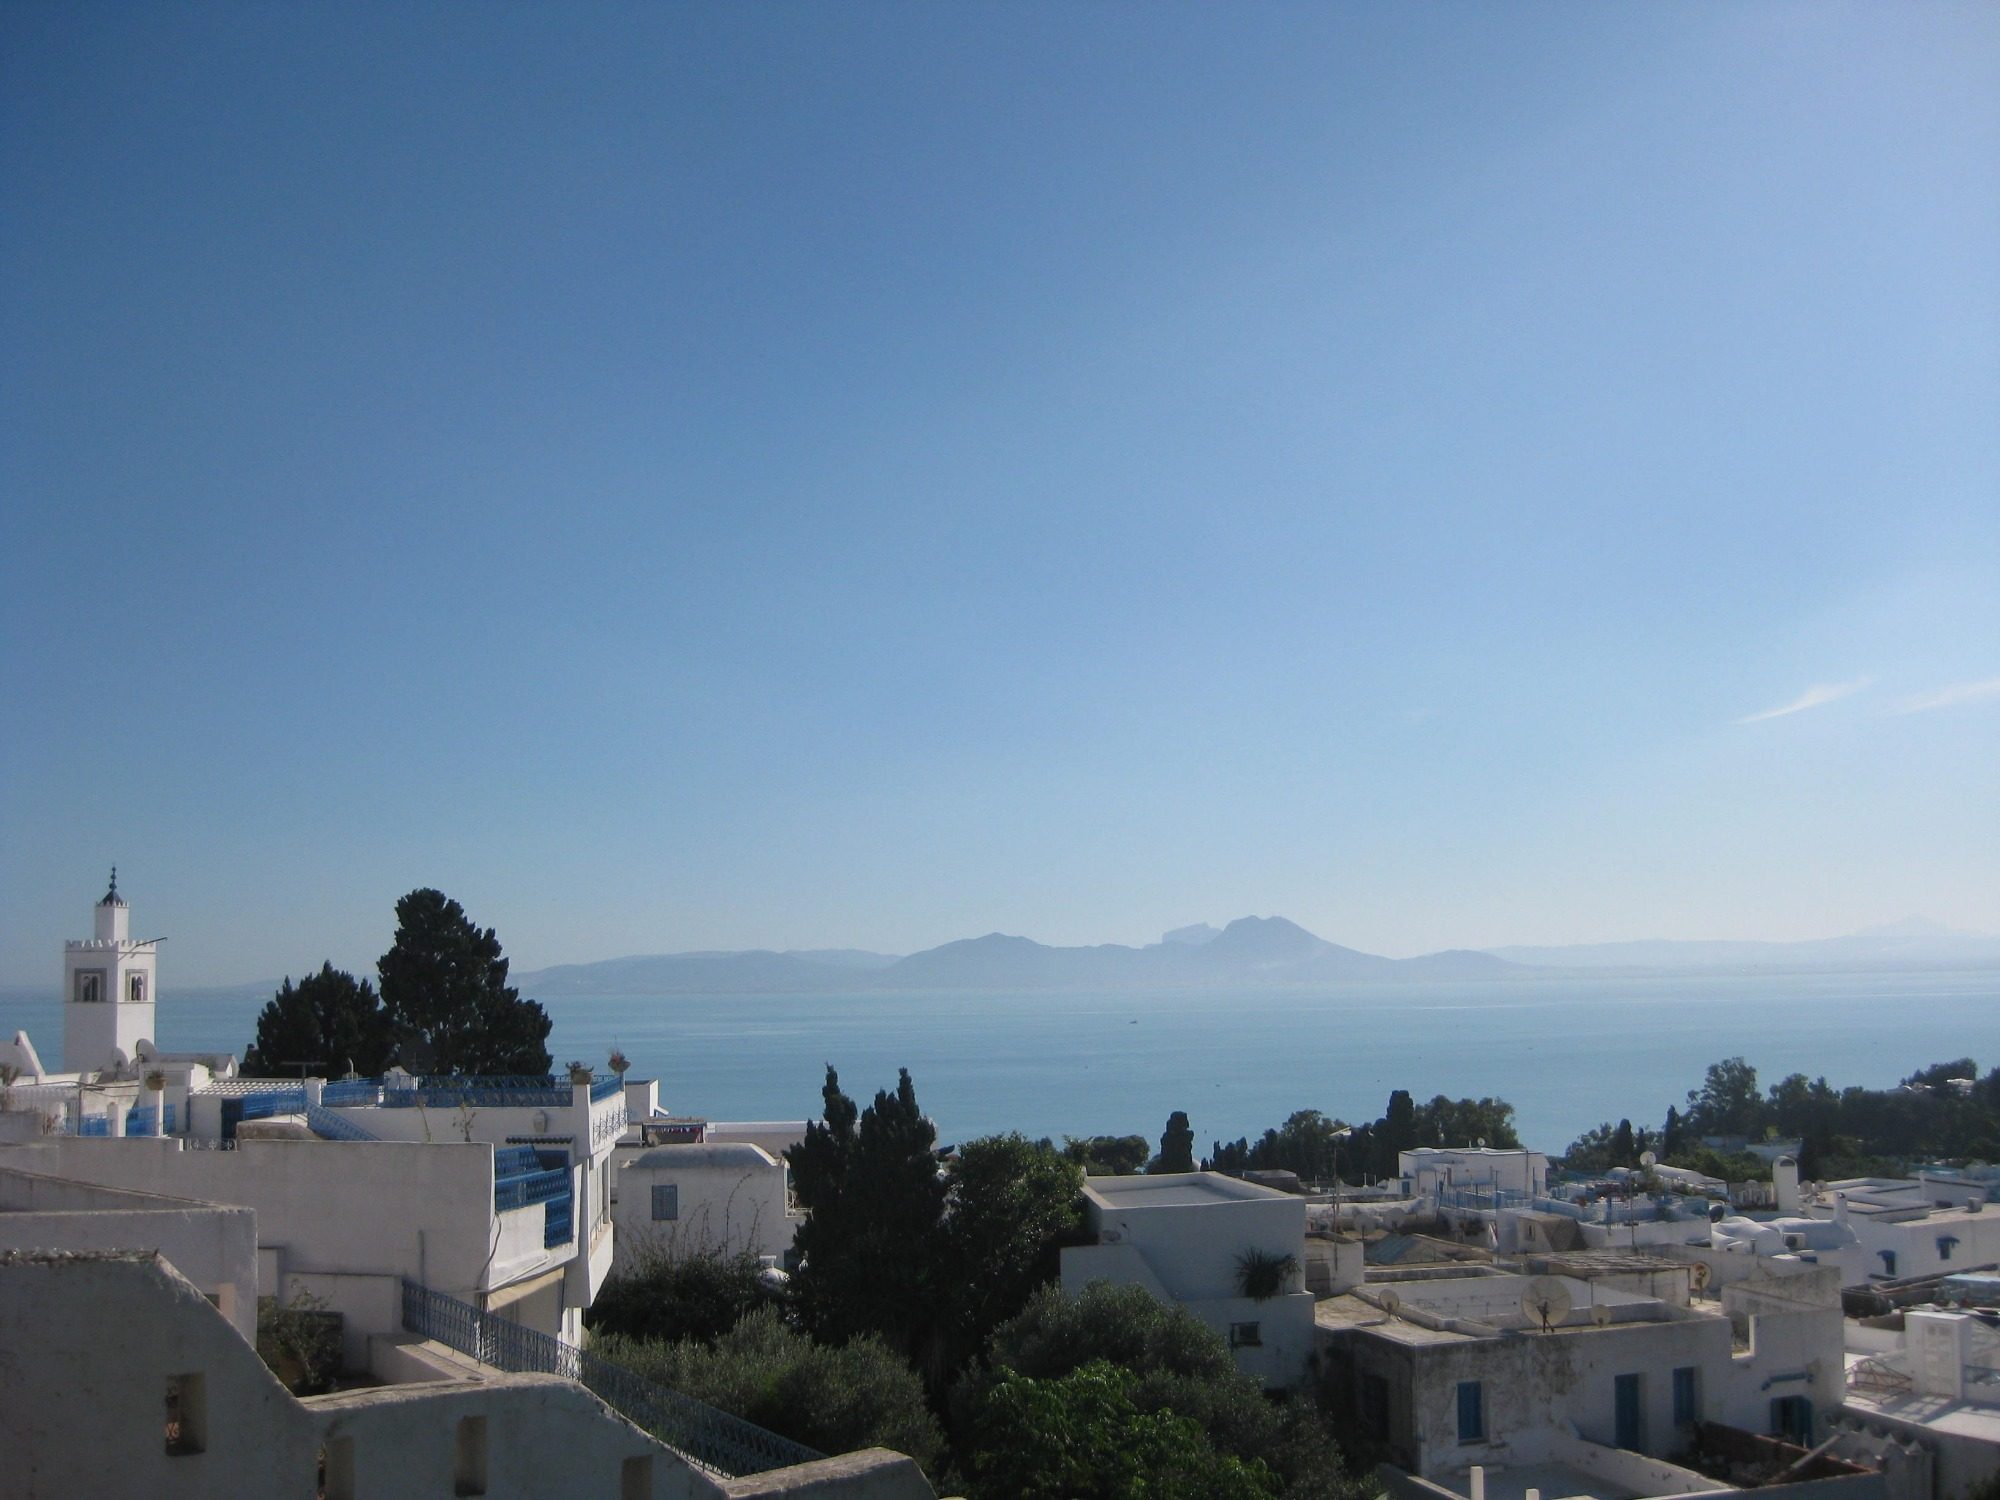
[{"x1": 63, "y1": 868, "x2": 158, "y2": 1076}]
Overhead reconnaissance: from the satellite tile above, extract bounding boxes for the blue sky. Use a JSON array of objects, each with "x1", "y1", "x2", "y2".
[{"x1": 3, "y1": 3, "x2": 1996, "y2": 985}]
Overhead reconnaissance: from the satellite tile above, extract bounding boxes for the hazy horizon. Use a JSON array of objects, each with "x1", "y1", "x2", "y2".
[{"x1": 4, "y1": 5, "x2": 1996, "y2": 987}]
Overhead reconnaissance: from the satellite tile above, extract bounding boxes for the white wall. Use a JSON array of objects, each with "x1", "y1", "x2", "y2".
[
  {"x1": 3, "y1": 1136, "x2": 575, "y2": 1343},
  {"x1": 613, "y1": 1149, "x2": 798, "y2": 1272},
  {"x1": 1062, "y1": 1173, "x2": 1313, "y2": 1387},
  {"x1": 0, "y1": 1165, "x2": 259, "y2": 1341}
]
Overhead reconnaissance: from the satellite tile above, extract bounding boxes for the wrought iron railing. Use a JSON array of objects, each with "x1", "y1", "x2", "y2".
[
  {"x1": 494, "y1": 1168, "x2": 570, "y2": 1212},
  {"x1": 398, "y1": 1280, "x2": 821, "y2": 1476},
  {"x1": 237, "y1": 1087, "x2": 308, "y2": 1120},
  {"x1": 380, "y1": 1076, "x2": 572, "y2": 1109},
  {"x1": 306, "y1": 1106, "x2": 377, "y2": 1142},
  {"x1": 125, "y1": 1103, "x2": 177, "y2": 1135},
  {"x1": 544, "y1": 1193, "x2": 573, "y2": 1248}
]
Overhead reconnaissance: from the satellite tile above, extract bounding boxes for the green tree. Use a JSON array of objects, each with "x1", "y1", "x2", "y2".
[
  {"x1": 940, "y1": 1134, "x2": 1085, "y2": 1372},
  {"x1": 376, "y1": 889, "x2": 551, "y2": 1075},
  {"x1": 594, "y1": 1306, "x2": 945, "y2": 1477},
  {"x1": 1413, "y1": 1095, "x2": 1521, "y2": 1150},
  {"x1": 242, "y1": 963, "x2": 393, "y2": 1078},
  {"x1": 1059, "y1": 1135, "x2": 1151, "y2": 1175},
  {"x1": 1153, "y1": 1110, "x2": 1197, "y2": 1174},
  {"x1": 1685, "y1": 1057, "x2": 1762, "y2": 1138},
  {"x1": 583, "y1": 1247, "x2": 768, "y2": 1346},
  {"x1": 962, "y1": 1284, "x2": 1362, "y2": 1500},
  {"x1": 965, "y1": 1359, "x2": 1278, "y2": 1500},
  {"x1": 787, "y1": 1066, "x2": 947, "y2": 1363},
  {"x1": 1611, "y1": 1119, "x2": 1636, "y2": 1166}
]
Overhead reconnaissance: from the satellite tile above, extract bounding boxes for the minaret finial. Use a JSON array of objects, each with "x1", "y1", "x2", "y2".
[{"x1": 108, "y1": 865, "x2": 118, "y2": 898}]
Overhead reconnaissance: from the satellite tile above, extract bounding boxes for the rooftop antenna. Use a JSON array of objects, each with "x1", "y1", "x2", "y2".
[{"x1": 1522, "y1": 1276, "x2": 1572, "y2": 1333}]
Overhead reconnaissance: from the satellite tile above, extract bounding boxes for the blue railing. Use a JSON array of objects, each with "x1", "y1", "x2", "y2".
[
  {"x1": 494, "y1": 1168, "x2": 570, "y2": 1212},
  {"x1": 77, "y1": 1115, "x2": 111, "y2": 1137},
  {"x1": 379, "y1": 1076, "x2": 572, "y2": 1109},
  {"x1": 591, "y1": 1075, "x2": 623, "y2": 1102},
  {"x1": 125, "y1": 1102, "x2": 177, "y2": 1136},
  {"x1": 322, "y1": 1080, "x2": 379, "y2": 1106},
  {"x1": 306, "y1": 1106, "x2": 377, "y2": 1142},
  {"x1": 544, "y1": 1193, "x2": 573, "y2": 1248},
  {"x1": 238, "y1": 1087, "x2": 307, "y2": 1120},
  {"x1": 399, "y1": 1280, "x2": 820, "y2": 1476}
]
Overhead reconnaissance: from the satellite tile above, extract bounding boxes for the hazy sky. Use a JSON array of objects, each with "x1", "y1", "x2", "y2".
[{"x1": 4, "y1": 4, "x2": 1996, "y2": 986}]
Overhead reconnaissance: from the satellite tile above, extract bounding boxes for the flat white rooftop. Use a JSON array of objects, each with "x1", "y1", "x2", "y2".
[{"x1": 1087, "y1": 1173, "x2": 1278, "y2": 1209}]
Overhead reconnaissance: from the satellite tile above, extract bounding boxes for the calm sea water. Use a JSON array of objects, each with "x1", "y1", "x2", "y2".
[{"x1": 4, "y1": 970, "x2": 1993, "y2": 1155}]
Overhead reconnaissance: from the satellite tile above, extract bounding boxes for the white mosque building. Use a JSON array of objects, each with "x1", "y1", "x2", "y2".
[{"x1": 1, "y1": 871, "x2": 236, "y2": 1140}]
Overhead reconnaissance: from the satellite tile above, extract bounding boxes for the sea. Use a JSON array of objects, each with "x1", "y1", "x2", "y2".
[{"x1": 3, "y1": 969, "x2": 1992, "y2": 1156}]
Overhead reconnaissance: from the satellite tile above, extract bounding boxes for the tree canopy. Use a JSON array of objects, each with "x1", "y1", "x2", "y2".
[
  {"x1": 787, "y1": 1066, "x2": 949, "y2": 1363},
  {"x1": 788, "y1": 1070, "x2": 1084, "y2": 1386},
  {"x1": 242, "y1": 963, "x2": 392, "y2": 1079},
  {"x1": 376, "y1": 888, "x2": 551, "y2": 1075}
]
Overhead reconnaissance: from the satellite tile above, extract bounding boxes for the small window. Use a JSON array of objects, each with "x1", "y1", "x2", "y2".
[
  {"x1": 165, "y1": 1372, "x2": 206, "y2": 1455},
  {"x1": 74, "y1": 970, "x2": 103, "y2": 1004},
  {"x1": 1229, "y1": 1321, "x2": 1262, "y2": 1348},
  {"x1": 650, "y1": 1184, "x2": 678, "y2": 1222},
  {"x1": 1938, "y1": 1236, "x2": 1959, "y2": 1262},
  {"x1": 1457, "y1": 1380, "x2": 1485, "y2": 1443},
  {"x1": 455, "y1": 1415, "x2": 488, "y2": 1496},
  {"x1": 1878, "y1": 1250, "x2": 1897, "y2": 1278},
  {"x1": 128, "y1": 972, "x2": 147, "y2": 1004},
  {"x1": 1673, "y1": 1366, "x2": 1700, "y2": 1426},
  {"x1": 621, "y1": 1455, "x2": 654, "y2": 1500}
]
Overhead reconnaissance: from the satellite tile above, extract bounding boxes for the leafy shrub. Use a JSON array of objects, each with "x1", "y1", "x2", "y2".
[
  {"x1": 593, "y1": 1306, "x2": 945, "y2": 1476},
  {"x1": 583, "y1": 1247, "x2": 768, "y2": 1345},
  {"x1": 257, "y1": 1291, "x2": 344, "y2": 1395}
]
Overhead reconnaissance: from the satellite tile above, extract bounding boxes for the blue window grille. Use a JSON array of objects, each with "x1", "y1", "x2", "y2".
[
  {"x1": 1457, "y1": 1381, "x2": 1485, "y2": 1443},
  {"x1": 651, "y1": 1184, "x2": 679, "y2": 1222}
]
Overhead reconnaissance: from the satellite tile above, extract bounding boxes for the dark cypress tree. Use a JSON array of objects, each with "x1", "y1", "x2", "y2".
[
  {"x1": 377, "y1": 889, "x2": 552, "y2": 1076},
  {"x1": 1152, "y1": 1110, "x2": 1197, "y2": 1174},
  {"x1": 242, "y1": 963, "x2": 393, "y2": 1078}
]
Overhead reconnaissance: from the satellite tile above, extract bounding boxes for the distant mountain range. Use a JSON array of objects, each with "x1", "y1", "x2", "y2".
[
  {"x1": 514, "y1": 913, "x2": 2000, "y2": 996},
  {"x1": 1487, "y1": 917, "x2": 2000, "y2": 973},
  {"x1": 521, "y1": 916, "x2": 1524, "y2": 995}
]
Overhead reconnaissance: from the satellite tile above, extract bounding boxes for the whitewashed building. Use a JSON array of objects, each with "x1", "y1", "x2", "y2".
[
  {"x1": 1316, "y1": 1261, "x2": 1850, "y2": 1481},
  {"x1": 612, "y1": 1141, "x2": 801, "y2": 1274},
  {"x1": 1060, "y1": 1171, "x2": 1316, "y2": 1388}
]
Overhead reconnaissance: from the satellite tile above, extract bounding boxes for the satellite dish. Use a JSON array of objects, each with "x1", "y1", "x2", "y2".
[
  {"x1": 1591, "y1": 1304, "x2": 1613, "y2": 1327},
  {"x1": 1376, "y1": 1289, "x2": 1401, "y2": 1316},
  {"x1": 1640, "y1": 1151, "x2": 1657, "y2": 1168},
  {"x1": 1522, "y1": 1276, "x2": 1572, "y2": 1332}
]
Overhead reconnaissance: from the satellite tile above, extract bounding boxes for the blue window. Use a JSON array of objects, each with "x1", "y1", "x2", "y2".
[
  {"x1": 1938, "y1": 1236, "x2": 1959, "y2": 1262},
  {"x1": 1772, "y1": 1396, "x2": 1813, "y2": 1445},
  {"x1": 1673, "y1": 1367, "x2": 1699, "y2": 1426},
  {"x1": 1615, "y1": 1373, "x2": 1644, "y2": 1450},
  {"x1": 1457, "y1": 1381, "x2": 1485, "y2": 1443},
  {"x1": 1878, "y1": 1250, "x2": 1897, "y2": 1277},
  {"x1": 650, "y1": 1184, "x2": 678, "y2": 1221}
]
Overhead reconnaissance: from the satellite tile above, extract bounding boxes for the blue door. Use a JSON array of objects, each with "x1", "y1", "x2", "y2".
[{"x1": 1614, "y1": 1374, "x2": 1643, "y2": 1449}]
